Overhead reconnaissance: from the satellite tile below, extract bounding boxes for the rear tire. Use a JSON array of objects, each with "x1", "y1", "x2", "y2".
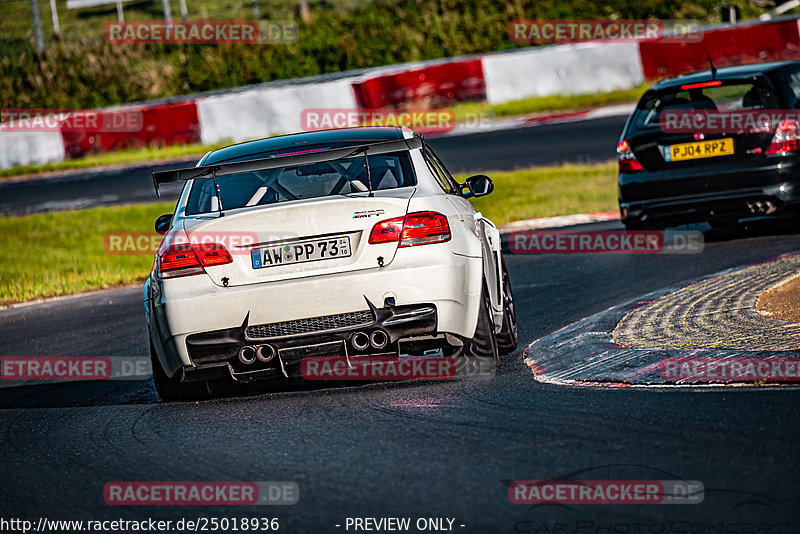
[
  {"x1": 496, "y1": 258, "x2": 518, "y2": 354},
  {"x1": 455, "y1": 281, "x2": 499, "y2": 375},
  {"x1": 150, "y1": 340, "x2": 211, "y2": 402}
]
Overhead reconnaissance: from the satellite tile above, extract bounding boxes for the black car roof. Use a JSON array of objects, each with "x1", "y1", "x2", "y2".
[
  {"x1": 201, "y1": 127, "x2": 407, "y2": 165},
  {"x1": 649, "y1": 60, "x2": 800, "y2": 91}
]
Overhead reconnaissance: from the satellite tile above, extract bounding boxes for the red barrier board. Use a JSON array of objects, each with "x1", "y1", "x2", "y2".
[
  {"x1": 60, "y1": 101, "x2": 200, "y2": 158},
  {"x1": 639, "y1": 20, "x2": 800, "y2": 79},
  {"x1": 352, "y1": 59, "x2": 485, "y2": 109}
]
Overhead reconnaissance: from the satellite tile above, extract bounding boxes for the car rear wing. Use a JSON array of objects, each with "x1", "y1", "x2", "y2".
[{"x1": 151, "y1": 136, "x2": 423, "y2": 197}]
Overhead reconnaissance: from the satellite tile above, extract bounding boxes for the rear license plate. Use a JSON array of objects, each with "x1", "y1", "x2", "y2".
[
  {"x1": 664, "y1": 138, "x2": 734, "y2": 162},
  {"x1": 251, "y1": 236, "x2": 351, "y2": 269}
]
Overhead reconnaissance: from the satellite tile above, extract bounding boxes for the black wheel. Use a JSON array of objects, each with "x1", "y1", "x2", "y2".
[
  {"x1": 150, "y1": 340, "x2": 211, "y2": 402},
  {"x1": 496, "y1": 258, "x2": 518, "y2": 354},
  {"x1": 454, "y1": 281, "x2": 499, "y2": 376}
]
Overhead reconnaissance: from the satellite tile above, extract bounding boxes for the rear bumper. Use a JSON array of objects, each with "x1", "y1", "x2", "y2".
[
  {"x1": 181, "y1": 302, "x2": 441, "y2": 383},
  {"x1": 145, "y1": 245, "x2": 483, "y2": 378},
  {"x1": 618, "y1": 155, "x2": 800, "y2": 226}
]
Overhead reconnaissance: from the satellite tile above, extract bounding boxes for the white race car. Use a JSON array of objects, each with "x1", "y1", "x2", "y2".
[{"x1": 145, "y1": 127, "x2": 517, "y2": 400}]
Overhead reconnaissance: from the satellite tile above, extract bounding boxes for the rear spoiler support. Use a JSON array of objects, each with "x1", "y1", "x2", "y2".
[{"x1": 151, "y1": 136, "x2": 422, "y2": 197}]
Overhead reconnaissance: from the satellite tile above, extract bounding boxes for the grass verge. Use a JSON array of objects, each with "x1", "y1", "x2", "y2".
[
  {"x1": 0, "y1": 161, "x2": 617, "y2": 306},
  {"x1": 0, "y1": 202, "x2": 174, "y2": 306},
  {"x1": 452, "y1": 83, "x2": 648, "y2": 121},
  {"x1": 468, "y1": 161, "x2": 617, "y2": 223}
]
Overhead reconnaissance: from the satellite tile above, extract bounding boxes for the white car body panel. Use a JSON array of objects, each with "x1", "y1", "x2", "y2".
[{"x1": 145, "y1": 128, "x2": 506, "y2": 380}]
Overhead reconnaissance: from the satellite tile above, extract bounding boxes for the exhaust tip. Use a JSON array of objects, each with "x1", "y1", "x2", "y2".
[
  {"x1": 256, "y1": 344, "x2": 276, "y2": 363},
  {"x1": 239, "y1": 346, "x2": 256, "y2": 365},
  {"x1": 370, "y1": 330, "x2": 388, "y2": 350},
  {"x1": 351, "y1": 332, "x2": 370, "y2": 351}
]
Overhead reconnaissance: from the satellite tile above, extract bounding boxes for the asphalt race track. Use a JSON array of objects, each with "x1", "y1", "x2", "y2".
[
  {"x1": 0, "y1": 115, "x2": 625, "y2": 216},
  {"x1": 1, "y1": 121, "x2": 800, "y2": 531}
]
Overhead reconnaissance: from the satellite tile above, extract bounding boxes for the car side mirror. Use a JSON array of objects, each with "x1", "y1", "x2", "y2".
[
  {"x1": 155, "y1": 214, "x2": 173, "y2": 236},
  {"x1": 461, "y1": 174, "x2": 494, "y2": 198}
]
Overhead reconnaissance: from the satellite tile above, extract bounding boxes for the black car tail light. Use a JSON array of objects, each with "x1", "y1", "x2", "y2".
[
  {"x1": 617, "y1": 140, "x2": 644, "y2": 172},
  {"x1": 766, "y1": 120, "x2": 800, "y2": 155}
]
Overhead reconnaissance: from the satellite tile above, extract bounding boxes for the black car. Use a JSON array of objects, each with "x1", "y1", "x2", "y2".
[{"x1": 617, "y1": 60, "x2": 800, "y2": 229}]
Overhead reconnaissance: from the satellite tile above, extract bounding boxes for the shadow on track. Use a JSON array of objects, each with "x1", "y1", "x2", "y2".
[{"x1": 0, "y1": 357, "x2": 510, "y2": 409}]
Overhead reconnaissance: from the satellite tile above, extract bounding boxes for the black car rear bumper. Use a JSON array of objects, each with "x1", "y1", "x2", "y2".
[{"x1": 618, "y1": 155, "x2": 800, "y2": 226}]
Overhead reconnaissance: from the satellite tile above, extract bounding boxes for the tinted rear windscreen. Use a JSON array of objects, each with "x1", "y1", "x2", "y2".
[
  {"x1": 630, "y1": 82, "x2": 780, "y2": 131},
  {"x1": 185, "y1": 151, "x2": 416, "y2": 215}
]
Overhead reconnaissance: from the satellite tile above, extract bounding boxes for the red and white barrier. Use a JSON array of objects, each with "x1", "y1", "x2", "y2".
[
  {"x1": 639, "y1": 19, "x2": 800, "y2": 79},
  {"x1": 60, "y1": 101, "x2": 200, "y2": 159},
  {"x1": 352, "y1": 59, "x2": 485, "y2": 109},
  {"x1": 3, "y1": 17, "x2": 800, "y2": 170},
  {"x1": 482, "y1": 42, "x2": 644, "y2": 105},
  {"x1": 0, "y1": 132, "x2": 65, "y2": 170},
  {"x1": 196, "y1": 79, "x2": 357, "y2": 145}
]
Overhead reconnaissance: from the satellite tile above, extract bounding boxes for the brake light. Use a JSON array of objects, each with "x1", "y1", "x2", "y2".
[
  {"x1": 617, "y1": 140, "x2": 644, "y2": 172},
  {"x1": 766, "y1": 120, "x2": 800, "y2": 155},
  {"x1": 194, "y1": 243, "x2": 234, "y2": 266},
  {"x1": 368, "y1": 216, "x2": 405, "y2": 244},
  {"x1": 158, "y1": 243, "x2": 233, "y2": 278},
  {"x1": 368, "y1": 211, "x2": 451, "y2": 247},
  {"x1": 680, "y1": 80, "x2": 722, "y2": 90},
  {"x1": 399, "y1": 211, "x2": 451, "y2": 247}
]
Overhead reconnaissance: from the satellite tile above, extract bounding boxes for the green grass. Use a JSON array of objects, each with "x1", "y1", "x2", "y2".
[
  {"x1": 453, "y1": 83, "x2": 650, "y2": 121},
  {"x1": 0, "y1": 141, "x2": 231, "y2": 179},
  {"x1": 464, "y1": 161, "x2": 617, "y2": 225},
  {"x1": 0, "y1": 202, "x2": 173, "y2": 306},
  {"x1": 0, "y1": 161, "x2": 617, "y2": 305}
]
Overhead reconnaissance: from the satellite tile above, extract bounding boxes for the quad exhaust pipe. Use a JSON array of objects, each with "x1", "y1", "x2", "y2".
[
  {"x1": 239, "y1": 344, "x2": 276, "y2": 365},
  {"x1": 240, "y1": 330, "x2": 391, "y2": 365},
  {"x1": 350, "y1": 330, "x2": 389, "y2": 351},
  {"x1": 747, "y1": 200, "x2": 777, "y2": 215}
]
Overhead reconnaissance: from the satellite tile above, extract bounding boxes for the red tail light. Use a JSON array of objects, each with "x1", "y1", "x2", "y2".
[
  {"x1": 159, "y1": 243, "x2": 233, "y2": 279},
  {"x1": 368, "y1": 216, "x2": 405, "y2": 244},
  {"x1": 399, "y1": 211, "x2": 451, "y2": 247},
  {"x1": 617, "y1": 140, "x2": 644, "y2": 172},
  {"x1": 766, "y1": 120, "x2": 800, "y2": 155},
  {"x1": 369, "y1": 211, "x2": 451, "y2": 247},
  {"x1": 193, "y1": 243, "x2": 234, "y2": 266}
]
